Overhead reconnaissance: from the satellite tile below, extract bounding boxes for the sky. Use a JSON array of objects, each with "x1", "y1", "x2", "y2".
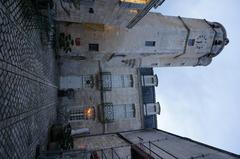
[{"x1": 152, "y1": 0, "x2": 240, "y2": 154}]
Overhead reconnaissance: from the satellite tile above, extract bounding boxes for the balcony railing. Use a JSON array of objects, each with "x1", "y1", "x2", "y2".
[
  {"x1": 39, "y1": 147, "x2": 124, "y2": 159},
  {"x1": 137, "y1": 137, "x2": 178, "y2": 159}
]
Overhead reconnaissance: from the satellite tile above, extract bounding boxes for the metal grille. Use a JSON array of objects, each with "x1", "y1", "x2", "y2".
[
  {"x1": 103, "y1": 103, "x2": 114, "y2": 123},
  {"x1": 0, "y1": 0, "x2": 57, "y2": 158},
  {"x1": 101, "y1": 72, "x2": 112, "y2": 91},
  {"x1": 39, "y1": 147, "x2": 123, "y2": 159}
]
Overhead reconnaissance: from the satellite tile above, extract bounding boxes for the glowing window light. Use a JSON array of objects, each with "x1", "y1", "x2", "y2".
[
  {"x1": 120, "y1": 0, "x2": 150, "y2": 4},
  {"x1": 83, "y1": 107, "x2": 95, "y2": 120}
]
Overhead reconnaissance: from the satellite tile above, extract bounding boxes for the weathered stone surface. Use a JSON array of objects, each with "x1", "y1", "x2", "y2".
[{"x1": 0, "y1": 1, "x2": 57, "y2": 158}]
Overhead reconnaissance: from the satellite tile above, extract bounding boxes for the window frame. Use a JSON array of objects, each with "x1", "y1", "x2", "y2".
[
  {"x1": 69, "y1": 107, "x2": 85, "y2": 121},
  {"x1": 89, "y1": 43, "x2": 99, "y2": 51},
  {"x1": 145, "y1": 41, "x2": 156, "y2": 47},
  {"x1": 111, "y1": 74, "x2": 134, "y2": 88},
  {"x1": 188, "y1": 39, "x2": 195, "y2": 46},
  {"x1": 113, "y1": 104, "x2": 136, "y2": 120}
]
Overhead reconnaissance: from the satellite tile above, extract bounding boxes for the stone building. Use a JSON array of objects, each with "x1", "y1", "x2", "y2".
[
  {"x1": 0, "y1": 0, "x2": 237, "y2": 159},
  {"x1": 56, "y1": 0, "x2": 228, "y2": 68},
  {"x1": 47, "y1": 0, "x2": 239, "y2": 159},
  {"x1": 68, "y1": 129, "x2": 239, "y2": 159},
  {"x1": 58, "y1": 61, "x2": 160, "y2": 134},
  {"x1": 56, "y1": 0, "x2": 228, "y2": 135}
]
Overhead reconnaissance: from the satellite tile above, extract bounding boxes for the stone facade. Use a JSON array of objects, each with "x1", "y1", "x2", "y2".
[
  {"x1": 55, "y1": 1, "x2": 231, "y2": 158},
  {"x1": 56, "y1": 0, "x2": 228, "y2": 137},
  {"x1": 54, "y1": 0, "x2": 165, "y2": 28},
  {"x1": 56, "y1": 1, "x2": 228, "y2": 68},
  {"x1": 58, "y1": 57, "x2": 145, "y2": 134}
]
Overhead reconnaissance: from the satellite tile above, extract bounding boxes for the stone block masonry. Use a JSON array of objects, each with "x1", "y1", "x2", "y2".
[{"x1": 0, "y1": 0, "x2": 57, "y2": 158}]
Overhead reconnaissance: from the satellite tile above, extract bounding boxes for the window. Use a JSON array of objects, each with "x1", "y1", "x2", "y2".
[
  {"x1": 141, "y1": 75, "x2": 158, "y2": 87},
  {"x1": 165, "y1": 63, "x2": 171, "y2": 66},
  {"x1": 89, "y1": 8, "x2": 94, "y2": 14},
  {"x1": 112, "y1": 74, "x2": 133, "y2": 88},
  {"x1": 101, "y1": 73, "x2": 134, "y2": 91},
  {"x1": 145, "y1": 41, "x2": 156, "y2": 47},
  {"x1": 144, "y1": 102, "x2": 161, "y2": 116},
  {"x1": 188, "y1": 39, "x2": 195, "y2": 46},
  {"x1": 119, "y1": 0, "x2": 149, "y2": 9},
  {"x1": 214, "y1": 40, "x2": 223, "y2": 45},
  {"x1": 113, "y1": 104, "x2": 135, "y2": 119},
  {"x1": 151, "y1": 63, "x2": 158, "y2": 67},
  {"x1": 60, "y1": 75, "x2": 93, "y2": 89},
  {"x1": 120, "y1": 0, "x2": 149, "y2": 4},
  {"x1": 69, "y1": 107, "x2": 95, "y2": 121},
  {"x1": 89, "y1": 43, "x2": 99, "y2": 51},
  {"x1": 69, "y1": 108, "x2": 84, "y2": 121}
]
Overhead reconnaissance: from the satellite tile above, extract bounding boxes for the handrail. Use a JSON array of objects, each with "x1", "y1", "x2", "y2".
[
  {"x1": 39, "y1": 138, "x2": 169, "y2": 158},
  {"x1": 150, "y1": 141, "x2": 178, "y2": 159},
  {"x1": 127, "y1": 0, "x2": 165, "y2": 28},
  {"x1": 102, "y1": 150, "x2": 108, "y2": 159},
  {"x1": 139, "y1": 143, "x2": 164, "y2": 159},
  {"x1": 112, "y1": 148, "x2": 121, "y2": 159}
]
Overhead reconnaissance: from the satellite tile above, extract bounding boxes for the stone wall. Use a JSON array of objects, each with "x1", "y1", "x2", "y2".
[
  {"x1": 120, "y1": 129, "x2": 239, "y2": 159},
  {"x1": 74, "y1": 134, "x2": 131, "y2": 159}
]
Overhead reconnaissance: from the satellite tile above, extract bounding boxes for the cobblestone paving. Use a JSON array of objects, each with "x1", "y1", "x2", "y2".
[{"x1": 0, "y1": 0, "x2": 57, "y2": 158}]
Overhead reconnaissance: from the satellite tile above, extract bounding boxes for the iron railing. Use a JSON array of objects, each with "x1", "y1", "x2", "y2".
[
  {"x1": 137, "y1": 137, "x2": 179, "y2": 159},
  {"x1": 39, "y1": 147, "x2": 125, "y2": 159}
]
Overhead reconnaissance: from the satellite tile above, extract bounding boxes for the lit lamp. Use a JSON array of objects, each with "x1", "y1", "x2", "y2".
[{"x1": 83, "y1": 107, "x2": 95, "y2": 120}]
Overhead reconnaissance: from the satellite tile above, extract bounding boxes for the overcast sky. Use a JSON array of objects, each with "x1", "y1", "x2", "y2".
[{"x1": 153, "y1": 0, "x2": 240, "y2": 154}]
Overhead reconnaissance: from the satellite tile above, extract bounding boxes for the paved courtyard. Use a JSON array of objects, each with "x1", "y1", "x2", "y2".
[{"x1": 0, "y1": 0, "x2": 57, "y2": 158}]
